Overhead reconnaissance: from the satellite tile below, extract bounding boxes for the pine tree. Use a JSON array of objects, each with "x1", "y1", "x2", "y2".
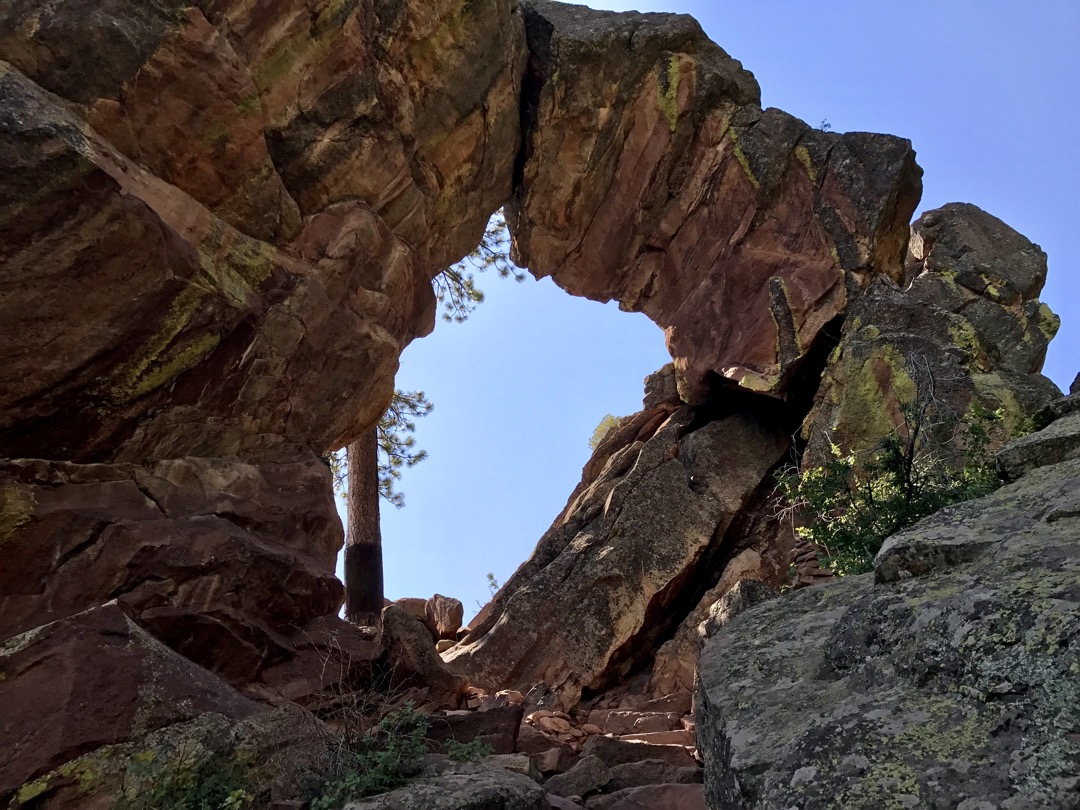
[{"x1": 340, "y1": 213, "x2": 521, "y2": 629}]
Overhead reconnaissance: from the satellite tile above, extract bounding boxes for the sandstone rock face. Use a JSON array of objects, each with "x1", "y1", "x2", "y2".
[
  {"x1": 512, "y1": 2, "x2": 922, "y2": 403},
  {"x1": 0, "y1": 0, "x2": 1069, "y2": 806},
  {"x1": 803, "y1": 203, "x2": 1061, "y2": 466},
  {"x1": 382, "y1": 604, "x2": 468, "y2": 710},
  {"x1": 696, "y1": 405, "x2": 1080, "y2": 809},
  {"x1": 426, "y1": 705, "x2": 525, "y2": 756},
  {"x1": 1, "y1": 1, "x2": 526, "y2": 798},
  {"x1": 446, "y1": 404, "x2": 788, "y2": 709},
  {"x1": 0, "y1": 456, "x2": 341, "y2": 681},
  {"x1": 0, "y1": 602, "x2": 263, "y2": 801},
  {"x1": 426, "y1": 593, "x2": 465, "y2": 640},
  {"x1": 543, "y1": 755, "x2": 612, "y2": 799},
  {"x1": 0, "y1": 0, "x2": 526, "y2": 462},
  {"x1": 647, "y1": 549, "x2": 782, "y2": 699}
]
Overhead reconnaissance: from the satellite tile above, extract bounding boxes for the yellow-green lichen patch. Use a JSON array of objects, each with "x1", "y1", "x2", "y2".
[
  {"x1": 408, "y1": 0, "x2": 475, "y2": 67},
  {"x1": 947, "y1": 317, "x2": 986, "y2": 370},
  {"x1": 829, "y1": 345, "x2": 917, "y2": 456},
  {"x1": 656, "y1": 54, "x2": 684, "y2": 133},
  {"x1": 254, "y1": 32, "x2": 330, "y2": 95},
  {"x1": 832, "y1": 761, "x2": 921, "y2": 809},
  {"x1": 103, "y1": 218, "x2": 282, "y2": 405},
  {"x1": 794, "y1": 144, "x2": 817, "y2": 183},
  {"x1": 0, "y1": 483, "x2": 35, "y2": 547},
  {"x1": 729, "y1": 132, "x2": 760, "y2": 189},
  {"x1": 970, "y1": 374, "x2": 1031, "y2": 438},
  {"x1": 1034, "y1": 302, "x2": 1060, "y2": 343},
  {"x1": 734, "y1": 368, "x2": 779, "y2": 393},
  {"x1": 14, "y1": 750, "x2": 110, "y2": 806},
  {"x1": 16, "y1": 778, "x2": 49, "y2": 805},
  {"x1": 127, "y1": 333, "x2": 221, "y2": 402},
  {"x1": 236, "y1": 93, "x2": 262, "y2": 116},
  {"x1": 894, "y1": 695, "x2": 995, "y2": 763},
  {"x1": 199, "y1": 224, "x2": 278, "y2": 305},
  {"x1": 104, "y1": 284, "x2": 208, "y2": 406}
]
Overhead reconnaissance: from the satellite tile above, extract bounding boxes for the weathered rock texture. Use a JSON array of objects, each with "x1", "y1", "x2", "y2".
[
  {"x1": 803, "y1": 203, "x2": 1061, "y2": 465},
  {"x1": 697, "y1": 402, "x2": 1080, "y2": 809},
  {"x1": 0, "y1": 0, "x2": 526, "y2": 462},
  {"x1": 0, "y1": 0, "x2": 1068, "y2": 805},
  {"x1": 446, "y1": 400, "x2": 791, "y2": 708},
  {"x1": 512, "y1": 2, "x2": 921, "y2": 403}
]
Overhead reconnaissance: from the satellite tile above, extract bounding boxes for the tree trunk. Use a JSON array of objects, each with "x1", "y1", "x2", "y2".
[{"x1": 345, "y1": 427, "x2": 383, "y2": 629}]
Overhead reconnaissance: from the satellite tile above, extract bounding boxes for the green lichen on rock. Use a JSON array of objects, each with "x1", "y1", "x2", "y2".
[
  {"x1": 15, "y1": 749, "x2": 111, "y2": 805},
  {"x1": 103, "y1": 284, "x2": 209, "y2": 405},
  {"x1": 656, "y1": 53, "x2": 683, "y2": 132},
  {"x1": 101, "y1": 224, "x2": 277, "y2": 405},
  {"x1": 794, "y1": 143, "x2": 817, "y2": 183},
  {"x1": 729, "y1": 132, "x2": 760, "y2": 189},
  {"x1": 699, "y1": 437, "x2": 1080, "y2": 808},
  {"x1": 0, "y1": 483, "x2": 35, "y2": 547},
  {"x1": 1033, "y1": 301, "x2": 1061, "y2": 343}
]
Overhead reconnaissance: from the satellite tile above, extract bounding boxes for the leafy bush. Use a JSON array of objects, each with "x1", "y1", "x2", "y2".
[
  {"x1": 308, "y1": 703, "x2": 429, "y2": 810},
  {"x1": 778, "y1": 401, "x2": 1006, "y2": 577},
  {"x1": 114, "y1": 742, "x2": 253, "y2": 810},
  {"x1": 446, "y1": 739, "x2": 494, "y2": 763},
  {"x1": 589, "y1": 413, "x2": 624, "y2": 452}
]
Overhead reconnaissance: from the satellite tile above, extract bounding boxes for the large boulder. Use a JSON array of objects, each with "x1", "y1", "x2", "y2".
[
  {"x1": 446, "y1": 403, "x2": 788, "y2": 709},
  {"x1": 802, "y1": 203, "x2": 1061, "y2": 466},
  {"x1": 342, "y1": 759, "x2": 549, "y2": 810},
  {"x1": 0, "y1": 0, "x2": 526, "y2": 462},
  {"x1": 0, "y1": 602, "x2": 264, "y2": 803},
  {"x1": 0, "y1": 456, "x2": 344, "y2": 686},
  {"x1": 696, "y1": 408, "x2": 1080, "y2": 809}
]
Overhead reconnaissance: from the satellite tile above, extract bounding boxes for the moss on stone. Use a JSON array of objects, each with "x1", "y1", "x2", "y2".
[
  {"x1": 729, "y1": 133, "x2": 760, "y2": 189},
  {"x1": 0, "y1": 483, "x2": 35, "y2": 547},
  {"x1": 656, "y1": 54, "x2": 683, "y2": 133},
  {"x1": 794, "y1": 144, "x2": 817, "y2": 183}
]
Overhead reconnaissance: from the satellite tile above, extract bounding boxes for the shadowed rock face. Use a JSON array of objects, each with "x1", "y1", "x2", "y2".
[
  {"x1": 510, "y1": 1, "x2": 923, "y2": 404},
  {"x1": 0, "y1": 0, "x2": 526, "y2": 462}
]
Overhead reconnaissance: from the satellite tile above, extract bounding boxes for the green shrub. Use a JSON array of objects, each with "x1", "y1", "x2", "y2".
[
  {"x1": 445, "y1": 739, "x2": 494, "y2": 763},
  {"x1": 779, "y1": 403, "x2": 1005, "y2": 576},
  {"x1": 309, "y1": 702, "x2": 429, "y2": 810},
  {"x1": 114, "y1": 742, "x2": 253, "y2": 810}
]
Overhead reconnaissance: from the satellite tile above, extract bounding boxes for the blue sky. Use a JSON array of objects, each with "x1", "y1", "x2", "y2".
[{"x1": 340, "y1": 1, "x2": 1078, "y2": 619}]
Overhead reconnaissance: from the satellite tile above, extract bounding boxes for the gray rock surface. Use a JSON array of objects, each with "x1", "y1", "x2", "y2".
[
  {"x1": 343, "y1": 760, "x2": 548, "y2": 810},
  {"x1": 697, "y1": 412, "x2": 1080, "y2": 809},
  {"x1": 699, "y1": 579, "x2": 778, "y2": 639},
  {"x1": 996, "y1": 411, "x2": 1080, "y2": 481},
  {"x1": 543, "y1": 754, "x2": 611, "y2": 798}
]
